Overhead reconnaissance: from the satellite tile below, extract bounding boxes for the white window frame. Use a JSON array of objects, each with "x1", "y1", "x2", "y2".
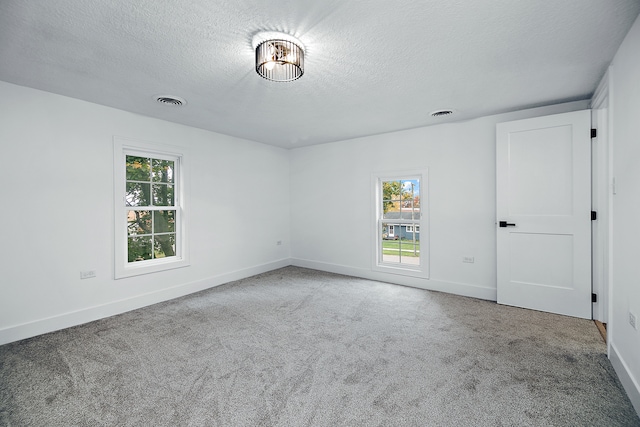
[
  {"x1": 372, "y1": 170, "x2": 429, "y2": 278},
  {"x1": 114, "y1": 137, "x2": 189, "y2": 279}
]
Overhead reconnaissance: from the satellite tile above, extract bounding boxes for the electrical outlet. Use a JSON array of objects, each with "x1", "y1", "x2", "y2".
[
  {"x1": 629, "y1": 312, "x2": 637, "y2": 330},
  {"x1": 80, "y1": 270, "x2": 96, "y2": 279},
  {"x1": 276, "y1": 241, "x2": 282, "y2": 246},
  {"x1": 463, "y1": 257, "x2": 475, "y2": 263}
]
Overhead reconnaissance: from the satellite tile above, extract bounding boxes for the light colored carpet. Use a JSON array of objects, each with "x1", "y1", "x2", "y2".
[{"x1": 1, "y1": 267, "x2": 638, "y2": 426}]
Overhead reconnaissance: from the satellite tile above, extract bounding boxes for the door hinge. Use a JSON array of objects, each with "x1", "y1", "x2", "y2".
[
  {"x1": 591, "y1": 211, "x2": 597, "y2": 220},
  {"x1": 591, "y1": 128, "x2": 597, "y2": 138},
  {"x1": 592, "y1": 293, "x2": 597, "y2": 303}
]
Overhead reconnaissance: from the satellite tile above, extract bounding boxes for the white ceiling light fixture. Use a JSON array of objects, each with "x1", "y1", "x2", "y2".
[{"x1": 254, "y1": 32, "x2": 304, "y2": 82}]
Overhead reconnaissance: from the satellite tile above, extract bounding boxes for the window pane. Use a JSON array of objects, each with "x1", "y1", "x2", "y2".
[
  {"x1": 154, "y1": 234, "x2": 176, "y2": 258},
  {"x1": 381, "y1": 219, "x2": 421, "y2": 266},
  {"x1": 382, "y1": 180, "x2": 402, "y2": 215},
  {"x1": 382, "y1": 223, "x2": 394, "y2": 241},
  {"x1": 152, "y1": 159, "x2": 175, "y2": 183},
  {"x1": 152, "y1": 184, "x2": 174, "y2": 206},
  {"x1": 382, "y1": 179, "x2": 420, "y2": 219},
  {"x1": 382, "y1": 222, "x2": 398, "y2": 263},
  {"x1": 383, "y1": 211, "x2": 401, "y2": 220},
  {"x1": 398, "y1": 208, "x2": 419, "y2": 219},
  {"x1": 126, "y1": 156, "x2": 151, "y2": 181},
  {"x1": 154, "y1": 210, "x2": 175, "y2": 233},
  {"x1": 128, "y1": 236, "x2": 153, "y2": 262},
  {"x1": 126, "y1": 182, "x2": 151, "y2": 206},
  {"x1": 382, "y1": 222, "x2": 400, "y2": 262},
  {"x1": 382, "y1": 238, "x2": 421, "y2": 265},
  {"x1": 400, "y1": 179, "x2": 420, "y2": 212},
  {"x1": 382, "y1": 185, "x2": 401, "y2": 218},
  {"x1": 382, "y1": 208, "x2": 402, "y2": 220},
  {"x1": 400, "y1": 240, "x2": 420, "y2": 257},
  {"x1": 127, "y1": 210, "x2": 152, "y2": 236}
]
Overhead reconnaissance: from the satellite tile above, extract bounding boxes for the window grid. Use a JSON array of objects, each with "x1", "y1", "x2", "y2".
[
  {"x1": 379, "y1": 178, "x2": 421, "y2": 268},
  {"x1": 125, "y1": 154, "x2": 178, "y2": 263}
]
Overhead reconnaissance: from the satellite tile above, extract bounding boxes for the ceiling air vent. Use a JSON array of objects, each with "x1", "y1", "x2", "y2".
[
  {"x1": 154, "y1": 95, "x2": 186, "y2": 106},
  {"x1": 430, "y1": 109, "x2": 453, "y2": 117}
]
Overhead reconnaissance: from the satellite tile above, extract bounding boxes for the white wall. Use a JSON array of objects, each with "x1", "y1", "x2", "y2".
[
  {"x1": 0, "y1": 81, "x2": 291, "y2": 345},
  {"x1": 290, "y1": 101, "x2": 588, "y2": 300},
  {"x1": 608, "y1": 13, "x2": 640, "y2": 415},
  {"x1": 1, "y1": 35, "x2": 638, "y2": 414}
]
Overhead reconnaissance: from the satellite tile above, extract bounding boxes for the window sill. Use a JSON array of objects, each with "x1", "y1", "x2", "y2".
[
  {"x1": 115, "y1": 257, "x2": 190, "y2": 279},
  {"x1": 373, "y1": 262, "x2": 429, "y2": 279}
]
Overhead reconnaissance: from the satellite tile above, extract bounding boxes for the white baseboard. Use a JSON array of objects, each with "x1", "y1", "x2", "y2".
[
  {"x1": 610, "y1": 343, "x2": 640, "y2": 417},
  {"x1": 0, "y1": 258, "x2": 291, "y2": 346},
  {"x1": 291, "y1": 258, "x2": 497, "y2": 301},
  {"x1": 0, "y1": 258, "x2": 498, "y2": 346}
]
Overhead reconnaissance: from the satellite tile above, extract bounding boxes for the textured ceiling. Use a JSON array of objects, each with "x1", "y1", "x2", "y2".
[{"x1": 1, "y1": 1, "x2": 639, "y2": 148}]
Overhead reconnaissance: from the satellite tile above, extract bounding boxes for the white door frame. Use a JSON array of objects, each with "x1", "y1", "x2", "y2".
[{"x1": 590, "y1": 67, "x2": 613, "y2": 328}]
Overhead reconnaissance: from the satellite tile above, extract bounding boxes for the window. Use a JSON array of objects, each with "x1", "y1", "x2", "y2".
[
  {"x1": 114, "y1": 138, "x2": 188, "y2": 278},
  {"x1": 373, "y1": 170, "x2": 428, "y2": 278},
  {"x1": 125, "y1": 155, "x2": 176, "y2": 261}
]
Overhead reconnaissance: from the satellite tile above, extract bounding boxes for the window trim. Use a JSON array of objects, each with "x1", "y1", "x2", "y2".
[
  {"x1": 372, "y1": 170, "x2": 429, "y2": 279},
  {"x1": 114, "y1": 137, "x2": 189, "y2": 279}
]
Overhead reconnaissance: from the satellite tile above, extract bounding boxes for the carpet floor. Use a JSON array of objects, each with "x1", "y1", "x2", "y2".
[{"x1": 1, "y1": 267, "x2": 638, "y2": 426}]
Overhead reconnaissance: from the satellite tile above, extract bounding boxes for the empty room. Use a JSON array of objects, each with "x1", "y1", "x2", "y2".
[{"x1": 1, "y1": 1, "x2": 640, "y2": 425}]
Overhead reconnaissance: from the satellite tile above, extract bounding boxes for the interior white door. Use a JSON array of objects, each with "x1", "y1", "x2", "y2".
[{"x1": 496, "y1": 110, "x2": 592, "y2": 319}]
